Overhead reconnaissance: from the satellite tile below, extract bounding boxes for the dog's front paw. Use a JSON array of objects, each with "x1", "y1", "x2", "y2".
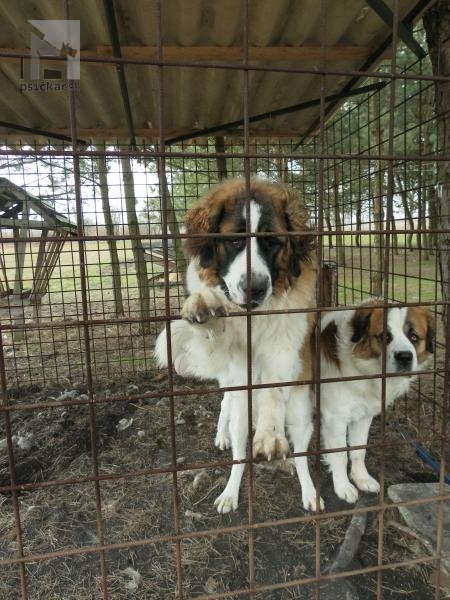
[
  {"x1": 215, "y1": 430, "x2": 230, "y2": 451},
  {"x1": 334, "y1": 479, "x2": 359, "y2": 504},
  {"x1": 214, "y1": 489, "x2": 238, "y2": 514},
  {"x1": 182, "y1": 290, "x2": 229, "y2": 324},
  {"x1": 351, "y1": 472, "x2": 380, "y2": 494},
  {"x1": 302, "y1": 488, "x2": 325, "y2": 512},
  {"x1": 253, "y1": 430, "x2": 290, "y2": 461}
]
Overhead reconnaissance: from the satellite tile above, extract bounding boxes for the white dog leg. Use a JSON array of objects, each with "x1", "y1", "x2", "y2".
[
  {"x1": 286, "y1": 389, "x2": 324, "y2": 511},
  {"x1": 253, "y1": 350, "x2": 297, "y2": 460},
  {"x1": 215, "y1": 393, "x2": 231, "y2": 451},
  {"x1": 348, "y1": 417, "x2": 380, "y2": 494},
  {"x1": 253, "y1": 387, "x2": 289, "y2": 460},
  {"x1": 322, "y1": 417, "x2": 359, "y2": 503},
  {"x1": 215, "y1": 392, "x2": 249, "y2": 514}
]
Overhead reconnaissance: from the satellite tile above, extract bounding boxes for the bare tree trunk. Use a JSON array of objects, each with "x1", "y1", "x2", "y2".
[
  {"x1": 428, "y1": 184, "x2": 438, "y2": 255},
  {"x1": 396, "y1": 175, "x2": 415, "y2": 251},
  {"x1": 325, "y1": 206, "x2": 333, "y2": 248},
  {"x1": 333, "y1": 161, "x2": 346, "y2": 265},
  {"x1": 370, "y1": 94, "x2": 385, "y2": 296},
  {"x1": 417, "y1": 190, "x2": 424, "y2": 254},
  {"x1": 391, "y1": 211, "x2": 399, "y2": 255},
  {"x1": 97, "y1": 154, "x2": 124, "y2": 315},
  {"x1": 121, "y1": 155, "x2": 151, "y2": 334},
  {"x1": 424, "y1": 2, "x2": 450, "y2": 322},
  {"x1": 276, "y1": 156, "x2": 289, "y2": 183},
  {"x1": 421, "y1": 198, "x2": 430, "y2": 260},
  {"x1": 159, "y1": 169, "x2": 187, "y2": 273},
  {"x1": 424, "y1": 125, "x2": 437, "y2": 255},
  {"x1": 248, "y1": 139, "x2": 258, "y2": 175},
  {"x1": 215, "y1": 136, "x2": 228, "y2": 181},
  {"x1": 355, "y1": 201, "x2": 362, "y2": 247}
]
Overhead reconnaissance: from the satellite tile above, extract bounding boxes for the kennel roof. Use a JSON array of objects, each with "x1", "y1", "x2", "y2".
[{"x1": 0, "y1": 0, "x2": 432, "y2": 144}]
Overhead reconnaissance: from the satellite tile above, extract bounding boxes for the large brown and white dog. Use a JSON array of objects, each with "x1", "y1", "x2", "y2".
[
  {"x1": 155, "y1": 178, "x2": 322, "y2": 513},
  {"x1": 319, "y1": 300, "x2": 434, "y2": 503}
]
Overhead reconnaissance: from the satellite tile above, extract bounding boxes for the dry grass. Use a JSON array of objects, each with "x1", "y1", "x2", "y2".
[
  {"x1": 0, "y1": 369, "x2": 445, "y2": 599},
  {"x1": 0, "y1": 238, "x2": 445, "y2": 598}
]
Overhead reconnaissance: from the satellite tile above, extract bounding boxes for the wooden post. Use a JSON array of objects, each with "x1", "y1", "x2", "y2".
[
  {"x1": 215, "y1": 136, "x2": 228, "y2": 181},
  {"x1": 12, "y1": 200, "x2": 30, "y2": 341},
  {"x1": 13, "y1": 200, "x2": 29, "y2": 295},
  {"x1": 0, "y1": 248, "x2": 8, "y2": 296},
  {"x1": 30, "y1": 229, "x2": 48, "y2": 320},
  {"x1": 31, "y1": 233, "x2": 65, "y2": 320},
  {"x1": 322, "y1": 261, "x2": 338, "y2": 307}
]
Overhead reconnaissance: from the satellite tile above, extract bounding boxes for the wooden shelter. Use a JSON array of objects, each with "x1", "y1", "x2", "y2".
[{"x1": 0, "y1": 177, "x2": 76, "y2": 322}]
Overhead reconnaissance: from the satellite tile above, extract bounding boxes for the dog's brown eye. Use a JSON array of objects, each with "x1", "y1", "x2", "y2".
[
  {"x1": 377, "y1": 331, "x2": 393, "y2": 344},
  {"x1": 408, "y1": 330, "x2": 419, "y2": 344},
  {"x1": 265, "y1": 237, "x2": 283, "y2": 247},
  {"x1": 259, "y1": 236, "x2": 283, "y2": 251},
  {"x1": 231, "y1": 238, "x2": 245, "y2": 250}
]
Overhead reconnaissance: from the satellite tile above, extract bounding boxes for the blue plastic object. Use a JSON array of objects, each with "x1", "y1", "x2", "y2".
[{"x1": 392, "y1": 422, "x2": 450, "y2": 486}]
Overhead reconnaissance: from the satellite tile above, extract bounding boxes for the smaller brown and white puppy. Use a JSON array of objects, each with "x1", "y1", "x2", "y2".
[{"x1": 319, "y1": 300, "x2": 434, "y2": 503}]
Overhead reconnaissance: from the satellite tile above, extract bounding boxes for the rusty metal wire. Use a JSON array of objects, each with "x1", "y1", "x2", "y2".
[{"x1": 0, "y1": 1, "x2": 448, "y2": 599}]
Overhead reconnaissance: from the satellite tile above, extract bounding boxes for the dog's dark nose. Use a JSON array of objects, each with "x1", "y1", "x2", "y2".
[
  {"x1": 394, "y1": 350, "x2": 413, "y2": 370},
  {"x1": 240, "y1": 273, "x2": 269, "y2": 305}
]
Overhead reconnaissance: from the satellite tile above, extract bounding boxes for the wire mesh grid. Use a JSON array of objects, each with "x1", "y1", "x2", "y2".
[{"x1": 0, "y1": 0, "x2": 448, "y2": 598}]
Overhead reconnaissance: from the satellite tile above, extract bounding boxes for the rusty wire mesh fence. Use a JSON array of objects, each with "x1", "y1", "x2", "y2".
[{"x1": 0, "y1": 1, "x2": 449, "y2": 599}]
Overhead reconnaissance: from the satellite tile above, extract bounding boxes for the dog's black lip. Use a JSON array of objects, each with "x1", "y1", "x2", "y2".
[
  {"x1": 395, "y1": 365, "x2": 413, "y2": 373},
  {"x1": 220, "y1": 278, "x2": 263, "y2": 310},
  {"x1": 239, "y1": 301, "x2": 260, "y2": 310}
]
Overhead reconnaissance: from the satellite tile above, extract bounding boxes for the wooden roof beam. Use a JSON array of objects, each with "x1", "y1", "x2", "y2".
[
  {"x1": 0, "y1": 127, "x2": 312, "y2": 142},
  {"x1": 0, "y1": 45, "x2": 392, "y2": 66}
]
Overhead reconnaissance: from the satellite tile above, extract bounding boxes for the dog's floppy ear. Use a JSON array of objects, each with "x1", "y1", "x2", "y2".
[
  {"x1": 426, "y1": 311, "x2": 435, "y2": 354},
  {"x1": 351, "y1": 307, "x2": 372, "y2": 343},
  {"x1": 184, "y1": 198, "x2": 224, "y2": 268},
  {"x1": 284, "y1": 187, "x2": 315, "y2": 277}
]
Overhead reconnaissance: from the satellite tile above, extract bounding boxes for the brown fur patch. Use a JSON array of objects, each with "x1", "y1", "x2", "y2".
[
  {"x1": 195, "y1": 264, "x2": 219, "y2": 287},
  {"x1": 350, "y1": 301, "x2": 386, "y2": 360},
  {"x1": 183, "y1": 178, "x2": 315, "y2": 294},
  {"x1": 321, "y1": 320, "x2": 340, "y2": 369},
  {"x1": 298, "y1": 312, "x2": 316, "y2": 383},
  {"x1": 406, "y1": 306, "x2": 435, "y2": 363}
]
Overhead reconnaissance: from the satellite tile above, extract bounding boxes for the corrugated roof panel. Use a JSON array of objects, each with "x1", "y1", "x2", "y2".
[{"x1": 0, "y1": 0, "x2": 433, "y2": 142}]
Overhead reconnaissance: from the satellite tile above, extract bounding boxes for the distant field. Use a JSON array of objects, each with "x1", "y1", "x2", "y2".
[
  {"x1": 324, "y1": 245, "x2": 439, "y2": 305},
  {"x1": 1, "y1": 238, "x2": 440, "y2": 314},
  {"x1": 0, "y1": 237, "x2": 441, "y2": 386}
]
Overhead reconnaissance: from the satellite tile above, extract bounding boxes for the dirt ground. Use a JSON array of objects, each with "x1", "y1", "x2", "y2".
[{"x1": 0, "y1": 366, "x2": 447, "y2": 600}]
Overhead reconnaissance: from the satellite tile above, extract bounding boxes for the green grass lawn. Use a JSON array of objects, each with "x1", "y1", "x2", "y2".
[
  {"x1": 1, "y1": 238, "x2": 440, "y2": 315},
  {"x1": 327, "y1": 245, "x2": 440, "y2": 305},
  {"x1": 0, "y1": 238, "x2": 441, "y2": 386}
]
